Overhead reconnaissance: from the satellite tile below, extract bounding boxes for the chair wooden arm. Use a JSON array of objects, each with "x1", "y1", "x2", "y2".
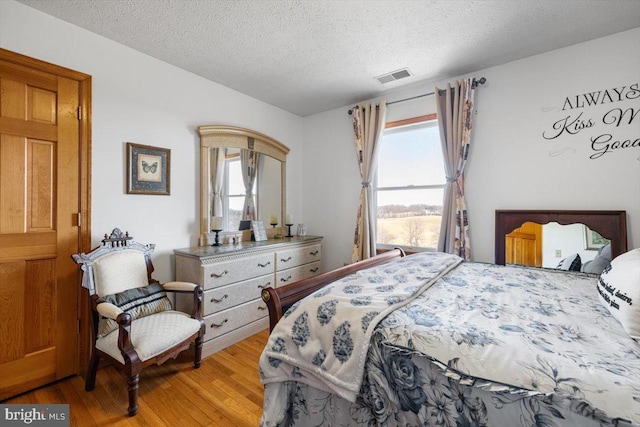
[
  {"x1": 163, "y1": 281, "x2": 197, "y2": 292},
  {"x1": 115, "y1": 312, "x2": 141, "y2": 370},
  {"x1": 163, "y1": 282, "x2": 203, "y2": 320},
  {"x1": 261, "y1": 248, "x2": 405, "y2": 332},
  {"x1": 96, "y1": 302, "x2": 123, "y2": 320}
]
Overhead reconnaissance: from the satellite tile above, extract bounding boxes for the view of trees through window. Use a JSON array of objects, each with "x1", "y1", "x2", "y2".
[{"x1": 376, "y1": 118, "x2": 444, "y2": 249}]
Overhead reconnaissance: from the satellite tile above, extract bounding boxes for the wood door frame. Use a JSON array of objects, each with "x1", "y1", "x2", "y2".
[{"x1": 0, "y1": 48, "x2": 92, "y2": 375}]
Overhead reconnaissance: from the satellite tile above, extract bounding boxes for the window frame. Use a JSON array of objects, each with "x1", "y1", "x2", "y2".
[
  {"x1": 375, "y1": 113, "x2": 444, "y2": 254},
  {"x1": 222, "y1": 152, "x2": 259, "y2": 230}
]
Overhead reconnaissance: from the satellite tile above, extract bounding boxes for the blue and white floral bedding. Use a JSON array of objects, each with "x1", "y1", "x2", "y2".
[
  {"x1": 260, "y1": 252, "x2": 463, "y2": 401},
  {"x1": 260, "y1": 253, "x2": 640, "y2": 427}
]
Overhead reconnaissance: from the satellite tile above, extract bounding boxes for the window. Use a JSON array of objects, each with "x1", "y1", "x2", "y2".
[
  {"x1": 223, "y1": 151, "x2": 257, "y2": 231},
  {"x1": 375, "y1": 115, "x2": 445, "y2": 251}
]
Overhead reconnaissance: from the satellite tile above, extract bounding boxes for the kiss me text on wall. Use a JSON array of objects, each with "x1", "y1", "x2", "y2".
[{"x1": 542, "y1": 83, "x2": 640, "y2": 159}]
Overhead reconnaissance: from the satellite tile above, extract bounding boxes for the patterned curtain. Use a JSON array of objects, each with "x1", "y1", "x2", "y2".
[
  {"x1": 210, "y1": 147, "x2": 226, "y2": 218},
  {"x1": 436, "y1": 79, "x2": 476, "y2": 260},
  {"x1": 351, "y1": 101, "x2": 387, "y2": 263},
  {"x1": 241, "y1": 149, "x2": 260, "y2": 220}
]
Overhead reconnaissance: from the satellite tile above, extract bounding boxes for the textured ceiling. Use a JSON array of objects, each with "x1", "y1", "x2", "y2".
[{"x1": 15, "y1": 0, "x2": 640, "y2": 117}]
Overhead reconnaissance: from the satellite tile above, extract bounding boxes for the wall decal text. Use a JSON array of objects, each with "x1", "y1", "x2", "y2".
[{"x1": 542, "y1": 83, "x2": 639, "y2": 159}]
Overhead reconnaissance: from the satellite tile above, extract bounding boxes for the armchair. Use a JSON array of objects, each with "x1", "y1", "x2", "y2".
[{"x1": 72, "y1": 228, "x2": 205, "y2": 416}]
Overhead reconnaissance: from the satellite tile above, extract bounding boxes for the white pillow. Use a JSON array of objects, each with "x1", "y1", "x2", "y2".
[{"x1": 596, "y1": 248, "x2": 640, "y2": 340}]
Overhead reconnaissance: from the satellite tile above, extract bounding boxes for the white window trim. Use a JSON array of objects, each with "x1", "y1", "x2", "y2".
[{"x1": 375, "y1": 114, "x2": 443, "y2": 252}]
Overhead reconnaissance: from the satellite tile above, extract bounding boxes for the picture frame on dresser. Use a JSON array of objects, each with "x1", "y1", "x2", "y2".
[
  {"x1": 126, "y1": 142, "x2": 171, "y2": 195},
  {"x1": 252, "y1": 220, "x2": 267, "y2": 241}
]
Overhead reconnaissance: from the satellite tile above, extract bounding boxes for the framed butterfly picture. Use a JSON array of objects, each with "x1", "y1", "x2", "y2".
[{"x1": 126, "y1": 143, "x2": 171, "y2": 195}]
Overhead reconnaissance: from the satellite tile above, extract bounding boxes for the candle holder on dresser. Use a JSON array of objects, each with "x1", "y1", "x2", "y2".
[
  {"x1": 210, "y1": 216, "x2": 223, "y2": 246},
  {"x1": 210, "y1": 229, "x2": 222, "y2": 246},
  {"x1": 285, "y1": 223, "x2": 294, "y2": 238},
  {"x1": 270, "y1": 222, "x2": 278, "y2": 228}
]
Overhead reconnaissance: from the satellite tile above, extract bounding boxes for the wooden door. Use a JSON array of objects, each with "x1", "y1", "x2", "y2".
[
  {"x1": 505, "y1": 222, "x2": 542, "y2": 267},
  {"x1": 0, "y1": 50, "x2": 91, "y2": 399}
]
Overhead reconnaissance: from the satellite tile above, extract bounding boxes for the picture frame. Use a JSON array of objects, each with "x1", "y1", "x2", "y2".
[
  {"x1": 251, "y1": 220, "x2": 267, "y2": 241},
  {"x1": 126, "y1": 143, "x2": 170, "y2": 195},
  {"x1": 583, "y1": 225, "x2": 609, "y2": 250}
]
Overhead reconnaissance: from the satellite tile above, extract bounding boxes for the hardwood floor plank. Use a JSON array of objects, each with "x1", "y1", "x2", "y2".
[
  {"x1": 1, "y1": 329, "x2": 270, "y2": 426},
  {"x1": 211, "y1": 378, "x2": 262, "y2": 425},
  {"x1": 58, "y1": 378, "x2": 99, "y2": 427},
  {"x1": 216, "y1": 351, "x2": 262, "y2": 385},
  {"x1": 157, "y1": 365, "x2": 239, "y2": 427}
]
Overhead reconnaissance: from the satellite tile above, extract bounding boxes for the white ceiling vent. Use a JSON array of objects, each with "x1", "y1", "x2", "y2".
[{"x1": 375, "y1": 68, "x2": 412, "y2": 84}]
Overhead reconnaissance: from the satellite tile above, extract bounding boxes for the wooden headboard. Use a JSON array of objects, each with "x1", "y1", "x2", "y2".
[{"x1": 495, "y1": 210, "x2": 627, "y2": 265}]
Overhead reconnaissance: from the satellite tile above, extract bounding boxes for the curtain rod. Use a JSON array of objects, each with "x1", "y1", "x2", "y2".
[{"x1": 347, "y1": 77, "x2": 486, "y2": 115}]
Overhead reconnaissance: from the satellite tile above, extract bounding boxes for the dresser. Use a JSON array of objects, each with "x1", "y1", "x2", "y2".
[{"x1": 174, "y1": 236, "x2": 322, "y2": 358}]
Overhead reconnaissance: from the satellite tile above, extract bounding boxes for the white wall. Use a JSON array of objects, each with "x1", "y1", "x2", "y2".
[
  {"x1": 0, "y1": 0, "x2": 305, "y2": 281},
  {"x1": 2, "y1": 1, "x2": 637, "y2": 275},
  {"x1": 303, "y1": 28, "x2": 640, "y2": 270},
  {"x1": 542, "y1": 223, "x2": 599, "y2": 268}
]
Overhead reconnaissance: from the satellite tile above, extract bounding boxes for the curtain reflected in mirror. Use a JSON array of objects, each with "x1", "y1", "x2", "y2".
[
  {"x1": 241, "y1": 149, "x2": 260, "y2": 222},
  {"x1": 506, "y1": 222, "x2": 610, "y2": 269},
  {"x1": 210, "y1": 147, "x2": 225, "y2": 219}
]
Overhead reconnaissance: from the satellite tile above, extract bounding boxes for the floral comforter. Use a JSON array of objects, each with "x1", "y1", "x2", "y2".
[
  {"x1": 260, "y1": 255, "x2": 640, "y2": 427},
  {"x1": 260, "y1": 252, "x2": 462, "y2": 401}
]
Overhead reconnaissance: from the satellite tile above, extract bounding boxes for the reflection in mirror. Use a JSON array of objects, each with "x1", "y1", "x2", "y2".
[
  {"x1": 495, "y1": 210, "x2": 627, "y2": 270},
  {"x1": 212, "y1": 148, "x2": 282, "y2": 231},
  {"x1": 199, "y1": 126, "x2": 289, "y2": 242},
  {"x1": 506, "y1": 222, "x2": 610, "y2": 269}
]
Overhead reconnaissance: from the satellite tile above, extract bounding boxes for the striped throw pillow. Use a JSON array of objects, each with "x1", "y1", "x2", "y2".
[{"x1": 96, "y1": 283, "x2": 173, "y2": 337}]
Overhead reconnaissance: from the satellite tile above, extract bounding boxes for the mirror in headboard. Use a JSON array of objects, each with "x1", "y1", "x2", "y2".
[
  {"x1": 198, "y1": 126, "x2": 289, "y2": 240},
  {"x1": 495, "y1": 210, "x2": 628, "y2": 266}
]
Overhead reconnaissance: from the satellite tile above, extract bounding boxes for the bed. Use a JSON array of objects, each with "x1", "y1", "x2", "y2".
[{"x1": 259, "y1": 210, "x2": 639, "y2": 426}]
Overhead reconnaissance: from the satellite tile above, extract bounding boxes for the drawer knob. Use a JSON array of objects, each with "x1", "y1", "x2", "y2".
[
  {"x1": 211, "y1": 270, "x2": 229, "y2": 278},
  {"x1": 258, "y1": 282, "x2": 272, "y2": 289},
  {"x1": 258, "y1": 261, "x2": 271, "y2": 268},
  {"x1": 280, "y1": 275, "x2": 292, "y2": 283},
  {"x1": 210, "y1": 294, "x2": 228, "y2": 303},
  {"x1": 280, "y1": 256, "x2": 292, "y2": 262},
  {"x1": 258, "y1": 306, "x2": 266, "y2": 311},
  {"x1": 310, "y1": 250, "x2": 319, "y2": 256},
  {"x1": 310, "y1": 267, "x2": 319, "y2": 273},
  {"x1": 211, "y1": 319, "x2": 228, "y2": 328}
]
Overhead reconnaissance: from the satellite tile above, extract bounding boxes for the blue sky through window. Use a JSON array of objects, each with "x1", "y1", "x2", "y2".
[{"x1": 377, "y1": 121, "x2": 445, "y2": 206}]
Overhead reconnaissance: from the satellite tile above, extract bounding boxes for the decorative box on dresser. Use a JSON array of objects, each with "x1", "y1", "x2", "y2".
[{"x1": 174, "y1": 236, "x2": 322, "y2": 358}]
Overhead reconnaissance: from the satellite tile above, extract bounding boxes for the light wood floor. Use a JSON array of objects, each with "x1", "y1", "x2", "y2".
[{"x1": 3, "y1": 329, "x2": 270, "y2": 426}]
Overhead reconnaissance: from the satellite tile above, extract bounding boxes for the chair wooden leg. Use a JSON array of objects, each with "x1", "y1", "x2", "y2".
[
  {"x1": 194, "y1": 337, "x2": 203, "y2": 369},
  {"x1": 126, "y1": 374, "x2": 139, "y2": 416},
  {"x1": 85, "y1": 351, "x2": 100, "y2": 391}
]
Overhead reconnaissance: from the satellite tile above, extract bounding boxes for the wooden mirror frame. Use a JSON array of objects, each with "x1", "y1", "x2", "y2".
[
  {"x1": 495, "y1": 210, "x2": 628, "y2": 265},
  {"x1": 198, "y1": 126, "x2": 290, "y2": 240}
]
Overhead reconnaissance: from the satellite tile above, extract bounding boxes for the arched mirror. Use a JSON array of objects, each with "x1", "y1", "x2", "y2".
[{"x1": 198, "y1": 126, "x2": 289, "y2": 242}]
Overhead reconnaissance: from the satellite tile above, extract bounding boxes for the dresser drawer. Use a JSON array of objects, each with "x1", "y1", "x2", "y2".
[
  {"x1": 202, "y1": 252, "x2": 274, "y2": 289},
  {"x1": 276, "y1": 244, "x2": 322, "y2": 271},
  {"x1": 203, "y1": 298, "x2": 268, "y2": 341},
  {"x1": 276, "y1": 260, "x2": 321, "y2": 287},
  {"x1": 203, "y1": 274, "x2": 274, "y2": 316}
]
